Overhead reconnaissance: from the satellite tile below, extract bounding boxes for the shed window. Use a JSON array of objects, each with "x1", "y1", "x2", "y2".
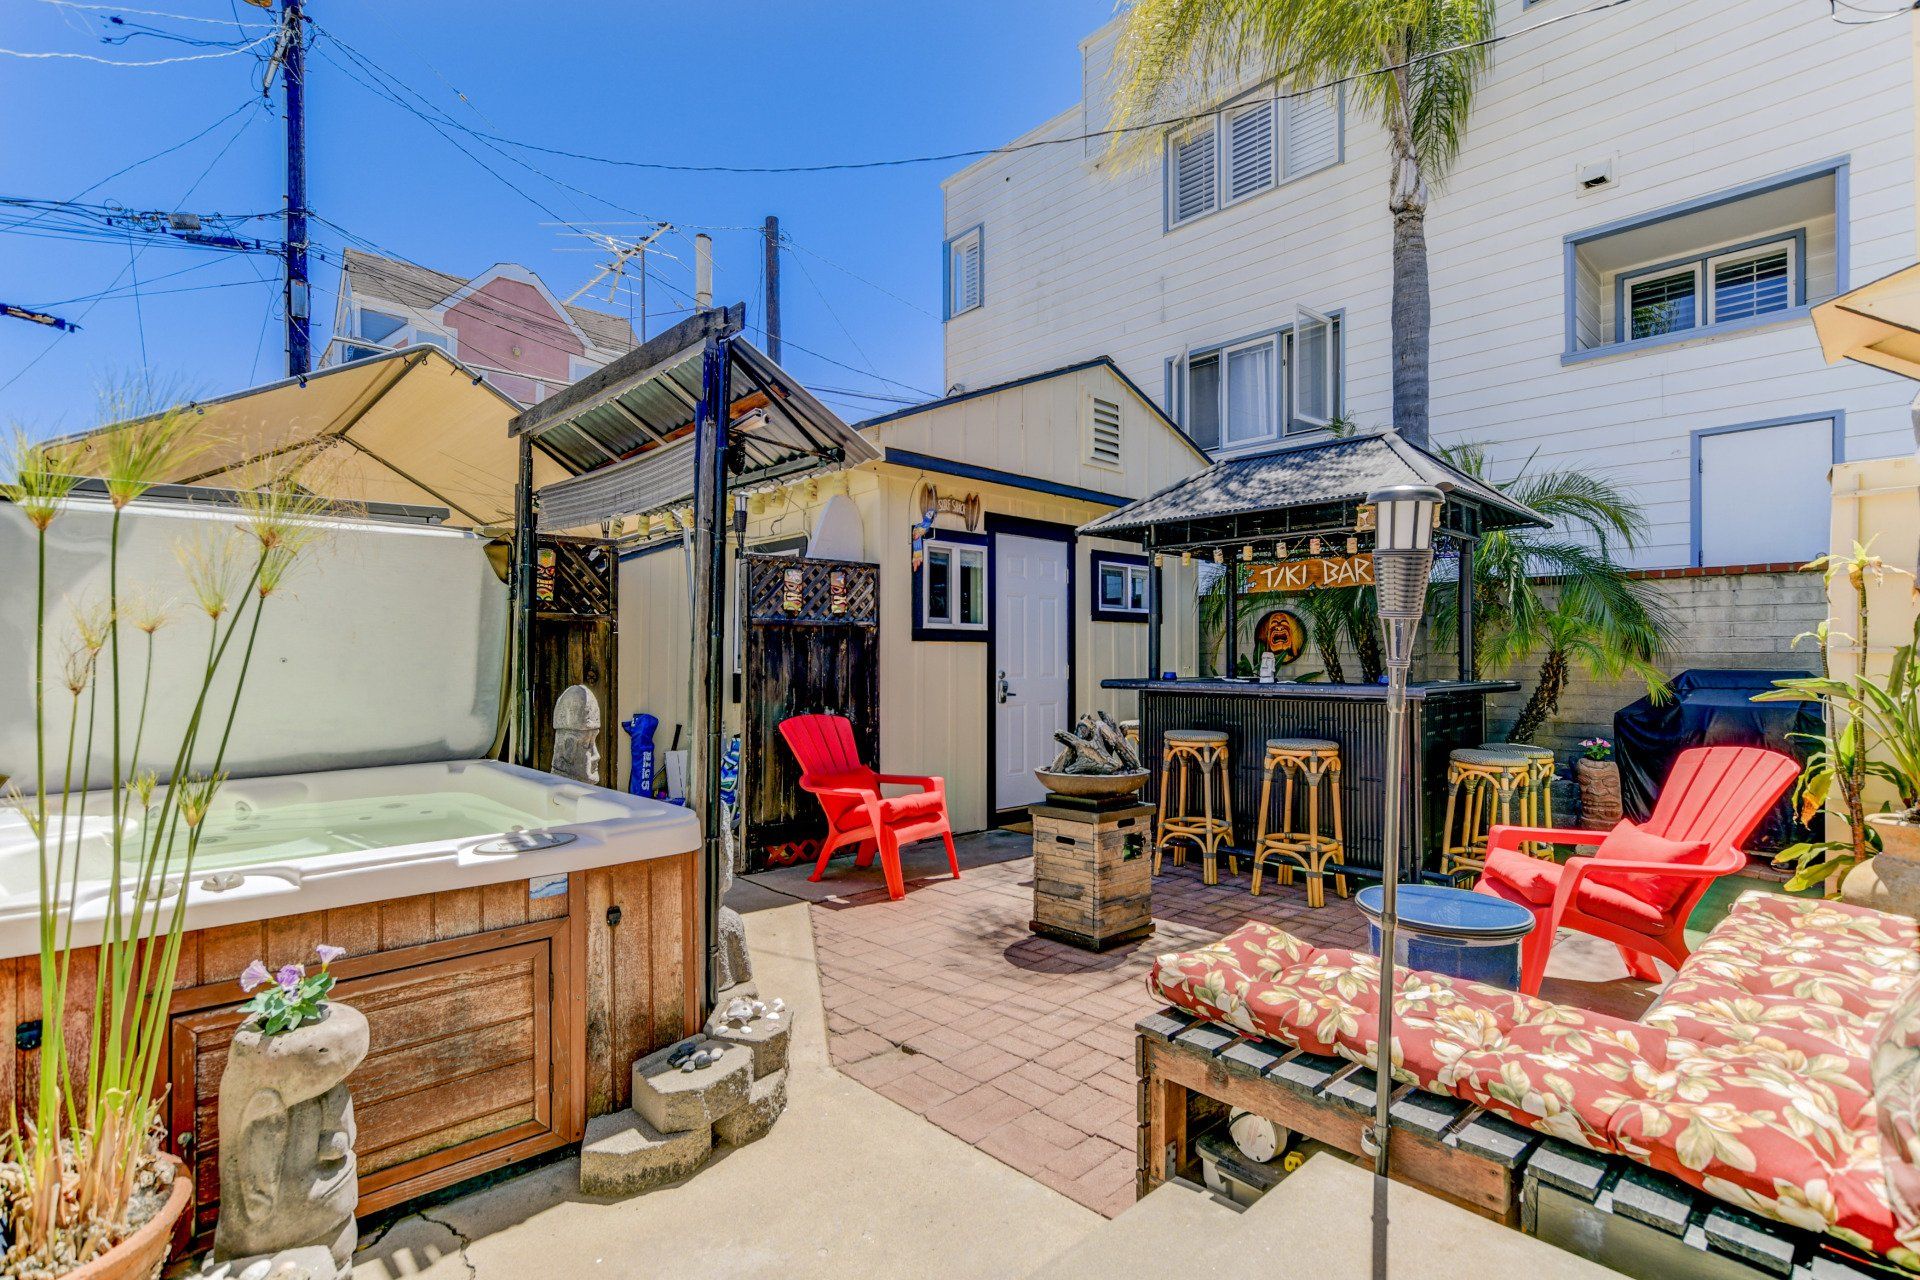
[
  {"x1": 916, "y1": 533, "x2": 988, "y2": 638},
  {"x1": 946, "y1": 227, "x2": 983, "y2": 318},
  {"x1": 1091, "y1": 551, "x2": 1151, "y2": 622}
]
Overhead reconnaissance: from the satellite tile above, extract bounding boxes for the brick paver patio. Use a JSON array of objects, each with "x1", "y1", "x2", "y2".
[{"x1": 802, "y1": 834, "x2": 1375, "y2": 1217}]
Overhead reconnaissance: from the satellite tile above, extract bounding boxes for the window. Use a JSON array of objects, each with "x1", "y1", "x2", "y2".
[
  {"x1": 357, "y1": 309, "x2": 405, "y2": 343},
  {"x1": 1565, "y1": 161, "x2": 1839, "y2": 358},
  {"x1": 914, "y1": 532, "x2": 988, "y2": 639},
  {"x1": 568, "y1": 355, "x2": 601, "y2": 383},
  {"x1": 1091, "y1": 551, "x2": 1150, "y2": 622},
  {"x1": 1166, "y1": 86, "x2": 1342, "y2": 229},
  {"x1": 1088, "y1": 396, "x2": 1122, "y2": 468},
  {"x1": 945, "y1": 226, "x2": 983, "y2": 318},
  {"x1": 1178, "y1": 311, "x2": 1343, "y2": 453}
]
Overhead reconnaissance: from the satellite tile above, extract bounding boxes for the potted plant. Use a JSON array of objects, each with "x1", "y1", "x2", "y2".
[
  {"x1": 210, "y1": 945, "x2": 366, "y2": 1278},
  {"x1": 1755, "y1": 543, "x2": 1920, "y2": 905},
  {"x1": 0, "y1": 402, "x2": 329, "y2": 1279},
  {"x1": 1575, "y1": 737, "x2": 1622, "y2": 829}
]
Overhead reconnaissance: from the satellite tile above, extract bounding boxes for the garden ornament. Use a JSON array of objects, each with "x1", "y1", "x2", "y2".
[{"x1": 552, "y1": 684, "x2": 602, "y2": 784}]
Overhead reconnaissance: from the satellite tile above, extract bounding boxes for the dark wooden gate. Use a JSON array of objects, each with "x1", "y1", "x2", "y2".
[
  {"x1": 531, "y1": 536, "x2": 619, "y2": 779},
  {"x1": 741, "y1": 555, "x2": 880, "y2": 871}
]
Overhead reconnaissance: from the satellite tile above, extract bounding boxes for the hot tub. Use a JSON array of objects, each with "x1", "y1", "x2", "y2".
[{"x1": 0, "y1": 758, "x2": 699, "y2": 957}]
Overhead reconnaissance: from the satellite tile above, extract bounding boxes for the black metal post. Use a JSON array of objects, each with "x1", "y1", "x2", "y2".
[
  {"x1": 763, "y1": 215, "x2": 782, "y2": 363},
  {"x1": 511, "y1": 433, "x2": 536, "y2": 765},
  {"x1": 1456, "y1": 535, "x2": 1477, "y2": 682},
  {"x1": 691, "y1": 336, "x2": 733, "y2": 1014},
  {"x1": 1223, "y1": 560, "x2": 1240, "y2": 678},
  {"x1": 1146, "y1": 559, "x2": 1163, "y2": 679},
  {"x1": 280, "y1": 0, "x2": 310, "y2": 375}
]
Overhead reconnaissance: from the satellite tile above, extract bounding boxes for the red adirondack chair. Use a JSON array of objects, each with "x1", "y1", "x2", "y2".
[
  {"x1": 778, "y1": 713, "x2": 958, "y2": 900},
  {"x1": 1475, "y1": 744, "x2": 1799, "y2": 995}
]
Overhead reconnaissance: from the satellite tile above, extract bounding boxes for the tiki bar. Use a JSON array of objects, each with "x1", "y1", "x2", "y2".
[{"x1": 1084, "y1": 430, "x2": 1549, "y2": 882}]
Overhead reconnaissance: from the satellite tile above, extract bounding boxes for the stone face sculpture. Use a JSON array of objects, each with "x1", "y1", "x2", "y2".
[
  {"x1": 713, "y1": 847, "x2": 753, "y2": 991},
  {"x1": 211, "y1": 1003, "x2": 370, "y2": 1280},
  {"x1": 551, "y1": 683, "x2": 603, "y2": 784}
]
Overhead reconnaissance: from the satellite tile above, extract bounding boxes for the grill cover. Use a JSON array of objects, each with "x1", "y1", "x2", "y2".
[{"x1": 1612, "y1": 669, "x2": 1819, "y2": 852}]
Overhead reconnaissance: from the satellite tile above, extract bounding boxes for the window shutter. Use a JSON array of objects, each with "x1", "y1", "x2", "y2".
[
  {"x1": 1284, "y1": 88, "x2": 1340, "y2": 178},
  {"x1": 1293, "y1": 307, "x2": 1334, "y2": 428},
  {"x1": 1711, "y1": 248, "x2": 1791, "y2": 323},
  {"x1": 1170, "y1": 126, "x2": 1218, "y2": 224},
  {"x1": 948, "y1": 230, "x2": 982, "y2": 315},
  {"x1": 1225, "y1": 101, "x2": 1275, "y2": 203},
  {"x1": 1089, "y1": 396, "x2": 1122, "y2": 466}
]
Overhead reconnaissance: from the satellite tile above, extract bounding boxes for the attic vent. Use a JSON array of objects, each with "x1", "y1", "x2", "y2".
[{"x1": 1089, "y1": 397, "x2": 1122, "y2": 467}]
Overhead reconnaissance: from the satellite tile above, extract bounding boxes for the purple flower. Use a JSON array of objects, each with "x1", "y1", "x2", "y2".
[
  {"x1": 277, "y1": 963, "x2": 305, "y2": 989},
  {"x1": 314, "y1": 944, "x2": 345, "y2": 966},
  {"x1": 239, "y1": 959, "x2": 271, "y2": 993}
]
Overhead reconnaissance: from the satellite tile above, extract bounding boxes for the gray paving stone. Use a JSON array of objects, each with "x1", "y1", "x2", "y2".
[
  {"x1": 713, "y1": 1068, "x2": 787, "y2": 1146},
  {"x1": 579, "y1": 1109, "x2": 713, "y2": 1196},
  {"x1": 630, "y1": 1038, "x2": 752, "y2": 1134}
]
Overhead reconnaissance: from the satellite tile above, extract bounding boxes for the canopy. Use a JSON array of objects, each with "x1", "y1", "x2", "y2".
[
  {"x1": 1812, "y1": 261, "x2": 1920, "y2": 382},
  {"x1": 1078, "y1": 429, "x2": 1546, "y2": 551},
  {"x1": 59, "y1": 346, "x2": 572, "y2": 528}
]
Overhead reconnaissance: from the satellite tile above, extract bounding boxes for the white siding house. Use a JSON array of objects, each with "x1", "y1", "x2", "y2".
[{"x1": 940, "y1": 0, "x2": 1920, "y2": 573}]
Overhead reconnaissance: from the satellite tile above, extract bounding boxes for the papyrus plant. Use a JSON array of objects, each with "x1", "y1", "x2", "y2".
[{"x1": 0, "y1": 399, "x2": 332, "y2": 1276}]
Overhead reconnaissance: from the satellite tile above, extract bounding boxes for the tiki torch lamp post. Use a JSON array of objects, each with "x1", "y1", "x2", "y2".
[{"x1": 1363, "y1": 483, "x2": 1443, "y2": 1180}]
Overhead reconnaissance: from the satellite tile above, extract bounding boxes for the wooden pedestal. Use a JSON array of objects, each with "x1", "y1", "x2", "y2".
[{"x1": 1028, "y1": 800, "x2": 1155, "y2": 951}]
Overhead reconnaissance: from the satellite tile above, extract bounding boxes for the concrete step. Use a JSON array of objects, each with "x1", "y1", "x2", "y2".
[{"x1": 1023, "y1": 1178, "x2": 1240, "y2": 1280}]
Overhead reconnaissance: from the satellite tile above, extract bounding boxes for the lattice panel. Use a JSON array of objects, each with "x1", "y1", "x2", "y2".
[
  {"x1": 745, "y1": 556, "x2": 877, "y2": 625},
  {"x1": 535, "y1": 538, "x2": 616, "y2": 618}
]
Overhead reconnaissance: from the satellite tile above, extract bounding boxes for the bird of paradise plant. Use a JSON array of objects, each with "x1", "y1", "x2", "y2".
[{"x1": 0, "y1": 391, "x2": 335, "y2": 1276}]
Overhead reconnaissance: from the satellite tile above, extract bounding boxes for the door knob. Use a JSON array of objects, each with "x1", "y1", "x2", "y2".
[{"x1": 998, "y1": 670, "x2": 1016, "y2": 703}]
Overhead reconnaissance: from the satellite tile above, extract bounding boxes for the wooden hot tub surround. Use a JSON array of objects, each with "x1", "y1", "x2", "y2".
[{"x1": 0, "y1": 853, "x2": 697, "y2": 1245}]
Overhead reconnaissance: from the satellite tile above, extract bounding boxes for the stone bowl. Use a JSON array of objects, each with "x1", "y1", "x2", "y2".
[{"x1": 1034, "y1": 769, "x2": 1150, "y2": 800}]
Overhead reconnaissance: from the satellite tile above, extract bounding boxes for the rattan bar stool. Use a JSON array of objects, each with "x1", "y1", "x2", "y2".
[
  {"x1": 1121, "y1": 720, "x2": 1141, "y2": 748},
  {"x1": 1154, "y1": 729, "x2": 1238, "y2": 885},
  {"x1": 1484, "y1": 740, "x2": 1555, "y2": 852},
  {"x1": 1441, "y1": 746, "x2": 1538, "y2": 881},
  {"x1": 1251, "y1": 738, "x2": 1346, "y2": 908}
]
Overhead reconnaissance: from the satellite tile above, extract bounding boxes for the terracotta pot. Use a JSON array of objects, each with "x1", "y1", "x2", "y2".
[
  {"x1": 1576, "y1": 757, "x2": 1623, "y2": 829},
  {"x1": 1870, "y1": 812, "x2": 1920, "y2": 864},
  {"x1": 63, "y1": 1155, "x2": 192, "y2": 1280}
]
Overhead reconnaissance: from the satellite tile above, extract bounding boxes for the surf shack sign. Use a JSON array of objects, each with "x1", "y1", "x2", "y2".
[{"x1": 1246, "y1": 554, "x2": 1375, "y2": 593}]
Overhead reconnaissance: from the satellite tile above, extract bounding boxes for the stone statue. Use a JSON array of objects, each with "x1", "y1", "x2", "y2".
[
  {"x1": 552, "y1": 684, "x2": 602, "y2": 784},
  {"x1": 714, "y1": 850, "x2": 752, "y2": 992},
  {"x1": 210, "y1": 1003, "x2": 370, "y2": 1280}
]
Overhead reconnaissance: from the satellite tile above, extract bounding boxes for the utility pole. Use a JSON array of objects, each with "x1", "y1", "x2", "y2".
[
  {"x1": 762, "y1": 214, "x2": 781, "y2": 363},
  {"x1": 279, "y1": 0, "x2": 311, "y2": 375}
]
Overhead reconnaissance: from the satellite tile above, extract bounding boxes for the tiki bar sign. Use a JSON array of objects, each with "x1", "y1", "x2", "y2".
[{"x1": 1245, "y1": 554, "x2": 1375, "y2": 593}]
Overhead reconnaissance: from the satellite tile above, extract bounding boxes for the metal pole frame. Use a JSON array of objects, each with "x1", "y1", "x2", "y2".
[
  {"x1": 1455, "y1": 534, "x2": 1477, "y2": 682},
  {"x1": 1146, "y1": 560, "x2": 1164, "y2": 679},
  {"x1": 511, "y1": 433, "x2": 536, "y2": 765},
  {"x1": 280, "y1": 0, "x2": 311, "y2": 376},
  {"x1": 690, "y1": 334, "x2": 733, "y2": 1014}
]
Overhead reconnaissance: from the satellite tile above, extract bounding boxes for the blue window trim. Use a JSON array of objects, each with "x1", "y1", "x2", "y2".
[
  {"x1": 942, "y1": 224, "x2": 985, "y2": 321},
  {"x1": 1612, "y1": 229, "x2": 1807, "y2": 344},
  {"x1": 912, "y1": 527, "x2": 990, "y2": 641},
  {"x1": 1169, "y1": 309, "x2": 1345, "y2": 454},
  {"x1": 1162, "y1": 85, "x2": 1345, "y2": 235},
  {"x1": 1561, "y1": 156, "x2": 1849, "y2": 362},
  {"x1": 1089, "y1": 550, "x2": 1151, "y2": 623},
  {"x1": 1688, "y1": 411, "x2": 1845, "y2": 568}
]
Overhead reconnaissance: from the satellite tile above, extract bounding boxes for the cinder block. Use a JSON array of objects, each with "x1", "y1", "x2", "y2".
[
  {"x1": 631, "y1": 1039, "x2": 751, "y2": 1133},
  {"x1": 579, "y1": 1109, "x2": 712, "y2": 1196},
  {"x1": 713, "y1": 1068, "x2": 787, "y2": 1147},
  {"x1": 704, "y1": 1011, "x2": 792, "y2": 1079}
]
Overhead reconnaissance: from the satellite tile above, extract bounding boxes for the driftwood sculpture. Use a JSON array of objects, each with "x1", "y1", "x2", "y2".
[{"x1": 1045, "y1": 710, "x2": 1145, "y2": 775}]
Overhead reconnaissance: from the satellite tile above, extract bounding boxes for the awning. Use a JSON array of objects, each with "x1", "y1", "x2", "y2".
[
  {"x1": 1079, "y1": 429, "x2": 1548, "y2": 549},
  {"x1": 1812, "y1": 262, "x2": 1920, "y2": 381},
  {"x1": 58, "y1": 346, "x2": 570, "y2": 528},
  {"x1": 516, "y1": 305, "x2": 880, "y2": 531}
]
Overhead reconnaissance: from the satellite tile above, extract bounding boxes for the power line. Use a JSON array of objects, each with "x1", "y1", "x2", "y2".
[
  {"x1": 0, "y1": 32, "x2": 274, "y2": 64},
  {"x1": 22, "y1": 0, "x2": 272, "y2": 28},
  {"x1": 780, "y1": 234, "x2": 936, "y2": 319}
]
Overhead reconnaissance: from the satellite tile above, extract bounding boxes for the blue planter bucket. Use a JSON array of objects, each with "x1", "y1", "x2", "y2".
[{"x1": 1355, "y1": 884, "x2": 1535, "y2": 990}]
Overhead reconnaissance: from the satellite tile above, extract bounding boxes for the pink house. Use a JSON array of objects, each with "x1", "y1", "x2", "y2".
[{"x1": 325, "y1": 249, "x2": 635, "y2": 405}]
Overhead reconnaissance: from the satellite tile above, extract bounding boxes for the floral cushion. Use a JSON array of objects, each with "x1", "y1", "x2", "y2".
[{"x1": 1144, "y1": 890, "x2": 1920, "y2": 1269}]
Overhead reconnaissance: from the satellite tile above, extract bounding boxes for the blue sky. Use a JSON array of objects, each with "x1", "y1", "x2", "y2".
[{"x1": 2, "y1": 0, "x2": 1117, "y2": 430}]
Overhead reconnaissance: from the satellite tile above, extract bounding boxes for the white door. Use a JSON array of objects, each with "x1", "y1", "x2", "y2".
[
  {"x1": 994, "y1": 533, "x2": 1071, "y2": 812},
  {"x1": 1698, "y1": 419, "x2": 1833, "y2": 567}
]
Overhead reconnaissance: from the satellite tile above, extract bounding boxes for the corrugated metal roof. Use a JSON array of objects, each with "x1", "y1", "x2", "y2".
[
  {"x1": 521, "y1": 307, "x2": 880, "y2": 530},
  {"x1": 1078, "y1": 430, "x2": 1547, "y2": 542}
]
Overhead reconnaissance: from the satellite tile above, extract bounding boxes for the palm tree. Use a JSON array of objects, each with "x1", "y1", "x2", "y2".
[
  {"x1": 1427, "y1": 444, "x2": 1672, "y2": 743},
  {"x1": 1109, "y1": 0, "x2": 1494, "y2": 448}
]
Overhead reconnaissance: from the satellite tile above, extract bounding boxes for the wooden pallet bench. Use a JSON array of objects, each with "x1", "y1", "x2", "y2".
[{"x1": 1136, "y1": 1007, "x2": 1540, "y2": 1224}]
